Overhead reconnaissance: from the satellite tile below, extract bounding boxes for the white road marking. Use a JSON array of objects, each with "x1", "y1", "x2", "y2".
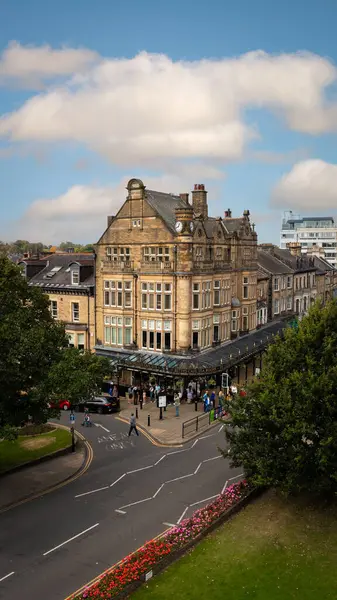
[
  {"x1": 203, "y1": 455, "x2": 222, "y2": 463},
  {"x1": 154, "y1": 455, "x2": 166, "y2": 466},
  {"x1": 191, "y1": 440, "x2": 199, "y2": 448},
  {"x1": 177, "y1": 507, "x2": 189, "y2": 524},
  {"x1": 163, "y1": 522, "x2": 176, "y2": 528},
  {"x1": 75, "y1": 486, "x2": 109, "y2": 498},
  {"x1": 221, "y1": 480, "x2": 228, "y2": 494},
  {"x1": 42, "y1": 523, "x2": 99, "y2": 556},
  {"x1": 199, "y1": 433, "x2": 214, "y2": 440},
  {"x1": 110, "y1": 473, "x2": 126, "y2": 487},
  {"x1": 166, "y1": 448, "x2": 189, "y2": 456},
  {"x1": 228, "y1": 473, "x2": 244, "y2": 482},
  {"x1": 115, "y1": 509, "x2": 126, "y2": 515},
  {"x1": 94, "y1": 423, "x2": 110, "y2": 433},
  {"x1": 165, "y1": 473, "x2": 194, "y2": 484},
  {"x1": 152, "y1": 484, "x2": 165, "y2": 498},
  {"x1": 194, "y1": 462, "x2": 202, "y2": 475},
  {"x1": 118, "y1": 497, "x2": 153, "y2": 510},
  {"x1": 0, "y1": 571, "x2": 15, "y2": 583},
  {"x1": 190, "y1": 494, "x2": 218, "y2": 507},
  {"x1": 127, "y1": 465, "x2": 153, "y2": 475},
  {"x1": 218, "y1": 424, "x2": 224, "y2": 432}
]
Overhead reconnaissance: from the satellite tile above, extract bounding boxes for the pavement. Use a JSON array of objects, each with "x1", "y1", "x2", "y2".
[
  {"x1": 0, "y1": 411, "x2": 241, "y2": 600},
  {"x1": 0, "y1": 442, "x2": 88, "y2": 513},
  {"x1": 119, "y1": 397, "x2": 216, "y2": 445}
]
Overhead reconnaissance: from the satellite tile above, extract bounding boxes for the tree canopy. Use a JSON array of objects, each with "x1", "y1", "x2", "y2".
[
  {"x1": 224, "y1": 300, "x2": 337, "y2": 496},
  {"x1": 0, "y1": 256, "x2": 110, "y2": 438}
]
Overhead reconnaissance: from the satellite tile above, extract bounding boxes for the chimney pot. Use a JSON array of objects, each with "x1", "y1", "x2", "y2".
[{"x1": 179, "y1": 193, "x2": 189, "y2": 203}]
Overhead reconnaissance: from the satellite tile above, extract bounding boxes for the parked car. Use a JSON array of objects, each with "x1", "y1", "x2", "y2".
[
  {"x1": 73, "y1": 396, "x2": 120, "y2": 414},
  {"x1": 49, "y1": 399, "x2": 71, "y2": 411}
]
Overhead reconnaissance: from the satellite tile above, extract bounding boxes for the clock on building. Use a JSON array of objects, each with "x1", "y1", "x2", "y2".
[{"x1": 175, "y1": 221, "x2": 183, "y2": 233}]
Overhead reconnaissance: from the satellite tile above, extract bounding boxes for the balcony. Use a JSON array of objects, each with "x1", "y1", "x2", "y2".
[
  {"x1": 101, "y1": 259, "x2": 134, "y2": 272},
  {"x1": 140, "y1": 260, "x2": 173, "y2": 272}
]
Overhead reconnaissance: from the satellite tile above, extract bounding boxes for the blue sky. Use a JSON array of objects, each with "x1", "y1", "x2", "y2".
[{"x1": 1, "y1": 0, "x2": 337, "y2": 244}]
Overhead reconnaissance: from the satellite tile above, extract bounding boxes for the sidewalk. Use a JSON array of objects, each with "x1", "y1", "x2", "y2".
[
  {"x1": 0, "y1": 444, "x2": 86, "y2": 512},
  {"x1": 119, "y1": 398, "x2": 218, "y2": 445}
]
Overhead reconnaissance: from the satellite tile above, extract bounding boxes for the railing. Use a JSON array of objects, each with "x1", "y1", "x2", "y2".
[
  {"x1": 140, "y1": 261, "x2": 173, "y2": 272},
  {"x1": 182, "y1": 412, "x2": 210, "y2": 438},
  {"x1": 193, "y1": 261, "x2": 214, "y2": 271},
  {"x1": 101, "y1": 259, "x2": 134, "y2": 272}
]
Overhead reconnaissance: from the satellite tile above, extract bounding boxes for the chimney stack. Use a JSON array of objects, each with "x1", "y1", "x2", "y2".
[
  {"x1": 192, "y1": 184, "x2": 208, "y2": 218},
  {"x1": 179, "y1": 193, "x2": 189, "y2": 204},
  {"x1": 286, "y1": 241, "x2": 302, "y2": 257},
  {"x1": 243, "y1": 209, "x2": 250, "y2": 218},
  {"x1": 224, "y1": 208, "x2": 232, "y2": 218}
]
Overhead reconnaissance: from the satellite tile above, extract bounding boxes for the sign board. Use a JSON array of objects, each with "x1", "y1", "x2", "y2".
[
  {"x1": 255, "y1": 367, "x2": 261, "y2": 376},
  {"x1": 231, "y1": 385, "x2": 237, "y2": 394},
  {"x1": 158, "y1": 395, "x2": 167, "y2": 408},
  {"x1": 145, "y1": 570, "x2": 153, "y2": 582},
  {"x1": 221, "y1": 373, "x2": 229, "y2": 391}
]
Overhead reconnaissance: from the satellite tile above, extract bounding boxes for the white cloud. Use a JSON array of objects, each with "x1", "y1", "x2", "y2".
[
  {"x1": 0, "y1": 48, "x2": 337, "y2": 167},
  {"x1": 7, "y1": 172, "x2": 222, "y2": 244},
  {"x1": 272, "y1": 159, "x2": 337, "y2": 210},
  {"x1": 0, "y1": 41, "x2": 99, "y2": 88}
]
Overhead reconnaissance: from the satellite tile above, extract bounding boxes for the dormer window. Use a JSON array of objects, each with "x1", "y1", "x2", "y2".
[{"x1": 72, "y1": 270, "x2": 80, "y2": 285}]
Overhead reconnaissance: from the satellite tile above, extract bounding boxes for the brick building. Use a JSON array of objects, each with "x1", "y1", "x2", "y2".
[
  {"x1": 19, "y1": 253, "x2": 95, "y2": 350},
  {"x1": 94, "y1": 178, "x2": 258, "y2": 360}
]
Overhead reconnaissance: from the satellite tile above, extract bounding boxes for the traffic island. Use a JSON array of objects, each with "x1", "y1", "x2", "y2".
[{"x1": 69, "y1": 481, "x2": 253, "y2": 600}]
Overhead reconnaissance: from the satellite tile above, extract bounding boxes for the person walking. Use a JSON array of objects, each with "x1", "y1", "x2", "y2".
[{"x1": 128, "y1": 413, "x2": 139, "y2": 436}]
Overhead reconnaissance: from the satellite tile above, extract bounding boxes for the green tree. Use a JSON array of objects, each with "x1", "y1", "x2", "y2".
[
  {"x1": 44, "y1": 348, "x2": 111, "y2": 406},
  {"x1": 224, "y1": 300, "x2": 337, "y2": 496},
  {"x1": 0, "y1": 256, "x2": 67, "y2": 436}
]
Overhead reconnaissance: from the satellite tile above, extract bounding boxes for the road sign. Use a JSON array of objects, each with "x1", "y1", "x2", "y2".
[{"x1": 158, "y1": 395, "x2": 167, "y2": 408}]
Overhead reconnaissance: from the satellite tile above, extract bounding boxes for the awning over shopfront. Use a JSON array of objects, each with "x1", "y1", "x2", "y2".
[{"x1": 96, "y1": 319, "x2": 289, "y2": 377}]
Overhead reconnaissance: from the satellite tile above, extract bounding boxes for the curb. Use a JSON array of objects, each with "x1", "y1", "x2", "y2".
[
  {"x1": 116, "y1": 414, "x2": 221, "y2": 447},
  {"x1": 0, "y1": 429, "x2": 93, "y2": 514},
  {"x1": 0, "y1": 423, "x2": 78, "y2": 478}
]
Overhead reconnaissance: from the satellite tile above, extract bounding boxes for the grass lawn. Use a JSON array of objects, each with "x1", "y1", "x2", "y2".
[
  {"x1": 0, "y1": 427, "x2": 71, "y2": 473},
  {"x1": 134, "y1": 490, "x2": 337, "y2": 600}
]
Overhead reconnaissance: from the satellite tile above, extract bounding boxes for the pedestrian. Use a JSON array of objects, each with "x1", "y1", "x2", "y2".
[
  {"x1": 149, "y1": 385, "x2": 154, "y2": 401},
  {"x1": 203, "y1": 390, "x2": 209, "y2": 413},
  {"x1": 218, "y1": 389, "x2": 225, "y2": 411},
  {"x1": 128, "y1": 413, "x2": 139, "y2": 436},
  {"x1": 174, "y1": 393, "x2": 180, "y2": 417},
  {"x1": 187, "y1": 387, "x2": 193, "y2": 404},
  {"x1": 142, "y1": 389, "x2": 147, "y2": 405},
  {"x1": 210, "y1": 390, "x2": 216, "y2": 408}
]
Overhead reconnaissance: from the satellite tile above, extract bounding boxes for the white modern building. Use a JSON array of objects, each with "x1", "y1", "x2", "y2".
[{"x1": 280, "y1": 211, "x2": 337, "y2": 267}]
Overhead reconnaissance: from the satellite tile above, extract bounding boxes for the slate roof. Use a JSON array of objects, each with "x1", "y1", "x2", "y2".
[
  {"x1": 222, "y1": 217, "x2": 246, "y2": 233},
  {"x1": 145, "y1": 190, "x2": 189, "y2": 233},
  {"x1": 272, "y1": 247, "x2": 317, "y2": 272},
  {"x1": 257, "y1": 269, "x2": 269, "y2": 280},
  {"x1": 257, "y1": 249, "x2": 293, "y2": 274},
  {"x1": 20, "y1": 253, "x2": 94, "y2": 290}
]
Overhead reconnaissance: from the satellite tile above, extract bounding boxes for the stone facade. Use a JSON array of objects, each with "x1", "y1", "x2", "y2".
[
  {"x1": 95, "y1": 179, "x2": 258, "y2": 355},
  {"x1": 19, "y1": 253, "x2": 95, "y2": 350}
]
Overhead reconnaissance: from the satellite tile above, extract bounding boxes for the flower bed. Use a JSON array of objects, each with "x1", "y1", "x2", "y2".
[{"x1": 73, "y1": 480, "x2": 250, "y2": 600}]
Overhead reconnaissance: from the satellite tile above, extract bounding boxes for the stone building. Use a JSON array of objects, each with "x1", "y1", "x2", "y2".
[
  {"x1": 256, "y1": 270, "x2": 269, "y2": 327},
  {"x1": 19, "y1": 253, "x2": 95, "y2": 350},
  {"x1": 95, "y1": 179, "x2": 258, "y2": 358},
  {"x1": 257, "y1": 246, "x2": 294, "y2": 321}
]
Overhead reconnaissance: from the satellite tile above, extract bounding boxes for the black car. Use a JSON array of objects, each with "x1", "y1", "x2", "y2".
[{"x1": 73, "y1": 396, "x2": 120, "y2": 414}]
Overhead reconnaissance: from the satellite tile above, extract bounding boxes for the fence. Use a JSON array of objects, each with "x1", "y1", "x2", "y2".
[{"x1": 182, "y1": 406, "x2": 227, "y2": 438}]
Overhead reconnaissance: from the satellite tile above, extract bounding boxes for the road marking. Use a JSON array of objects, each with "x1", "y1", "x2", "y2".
[
  {"x1": 94, "y1": 423, "x2": 110, "y2": 433},
  {"x1": 43, "y1": 523, "x2": 99, "y2": 556},
  {"x1": 163, "y1": 522, "x2": 176, "y2": 528},
  {"x1": 118, "y1": 497, "x2": 153, "y2": 510},
  {"x1": 115, "y1": 509, "x2": 126, "y2": 515},
  {"x1": 203, "y1": 455, "x2": 222, "y2": 463},
  {"x1": 75, "y1": 486, "x2": 109, "y2": 498},
  {"x1": 110, "y1": 473, "x2": 126, "y2": 487},
  {"x1": 221, "y1": 480, "x2": 228, "y2": 494},
  {"x1": 190, "y1": 494, "x2": 218, "y2": 507},
  {"x1": 127, "y1": 465, "x2": 153, "y2": 475},
  {"x1": 228, "y1": 473, "x2": 244, "y2": 482},
  {"x1": 166, "y1": 448, "x2": 189, "y2": 456},
  {"x1": 191, "y1": 439, "x2": 199, "y2": 448},
  {"x1": 177, "y1": 507, "x2": 189, "y2": 524},
  {"x1": 0, "y1": 431, "x2": 93, "y2": 515},
  {"x1": 165, "y1": 473, "x2": 194, "y2": 484},
  {"x1": 152, "y1": 484, "x2": 165, "y2": 498},
  {"x1": 199, "y1": 433, "x2": 214, "y2": 440},
  {"x1": 154, "y1": 455, "x2": 166, "y2": 465},
  {"x1": 194, "y1": 462, "x2": 202, "y2": 475},
  {"x1": 218, "y1": 424, "x2": 224, "y2": 432},
  {"x1": 0, "y1": 571, "x2": 15, "y2": 583}
]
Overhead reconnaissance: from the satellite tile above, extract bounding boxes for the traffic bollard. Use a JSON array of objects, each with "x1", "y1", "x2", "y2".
[
  {"x1": 147, "y1": 414, "x2": 151, "y2": 427},
  {"x1": 136, "y1": 407, "x2": 138, "y2": 419},
  {"x1": 195, "y1": 400, "x2": 198, "y2": 412}
]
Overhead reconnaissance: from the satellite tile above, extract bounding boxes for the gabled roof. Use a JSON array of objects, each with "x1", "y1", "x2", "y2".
[
  {"x1": 222, "y1": 217, "x2": 246, "y2": 233},
  {"x1": 145, "y1": 190, "x2": 189, "y2": 233},
  {"x1": 257, "y1": 269, "x2": 269, "y2": 280},
  {"x1": 272, "y1": 247, "x2": 317, "y2": 272},
  {"x1": 257, "y1": 249, "x2": 294, "y2": 275}
]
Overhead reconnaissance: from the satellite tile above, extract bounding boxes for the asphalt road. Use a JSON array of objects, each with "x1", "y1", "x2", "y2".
[{"x1": 0, "y1": 413, "x2": 242, "y2": 600}]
